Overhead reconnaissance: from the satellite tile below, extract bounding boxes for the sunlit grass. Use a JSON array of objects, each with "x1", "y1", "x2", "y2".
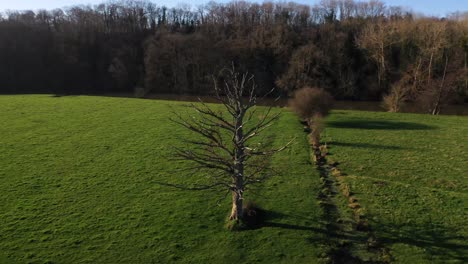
[
  {"x1": 1, "y1": 95, "x2": 466, "y2": 263},
  {"x1": 0, "y1": 95, "x2": 325, "y2": 263},
  {"x1": 325, "y1": 110, "x2": 468, "y2": 263}
]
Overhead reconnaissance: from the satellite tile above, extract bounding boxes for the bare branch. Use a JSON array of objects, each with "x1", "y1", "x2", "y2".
[
  {"x1": 245, "y1": 138, "x2": 295, "y2": 156},
  {"x1": 243, "y1": 110, "x2": 281, "y2": 143},
  {"x1": 170, "y1": 65, "x2": 290, "y2": 221}
]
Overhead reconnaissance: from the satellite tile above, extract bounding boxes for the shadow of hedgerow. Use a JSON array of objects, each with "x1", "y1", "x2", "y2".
[
  {"x1": 329, "y1": 141, "x2": 407, "y2": 150},
  {"x1": 373, "y1": 221, "x2": 467, "y2": 263},
  {"x1": 248, "y1": 209, "x2": 326, "y2": 233},
  {"x1": 327, "y1": 120, "x2": 436, "y2": 130},
  {"x1": 260, "y1": 209, "x2": 467, "y2": 262}
]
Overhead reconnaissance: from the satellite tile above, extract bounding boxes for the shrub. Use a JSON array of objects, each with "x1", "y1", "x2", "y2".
[
  {"x1": 290, "y1": 87, "x2": 331, "y2": 148},
  {"x1": 382, "y1": 81, "x2": 409, "y2": 112},
  {"x1": 289, "y1": 87, "x2": 333, "y2": 126},
  {"x1": 310, "y1": 114, "x2": 324, "y2": 147}
]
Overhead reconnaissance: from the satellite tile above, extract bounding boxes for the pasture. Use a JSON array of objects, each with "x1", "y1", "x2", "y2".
[
  {"x1": 324, "y1": 111, "x2": 467, "y2": 263},
  {"x1": 0, "y1": 95, "x2": 466, "y2": 263},
  {"x1": 0, "y1": 95, "x2": 325, "y2": 263}
]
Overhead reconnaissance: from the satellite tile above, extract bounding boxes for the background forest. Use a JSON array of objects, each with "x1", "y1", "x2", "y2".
[{"x1": 0, "y1": 0, "x2": 467, "y2": 111}]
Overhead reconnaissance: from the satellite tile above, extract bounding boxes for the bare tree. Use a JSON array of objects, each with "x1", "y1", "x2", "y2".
[
  {"x1": 414, "y1": 19, "x2": 448, "y2": 83},
  {"x1": 382, "y1": 81, "x2": 409, "y2": 112},
  {"x1": 382, "y1": 69, "x2": 415, "y2": 112},
  {"x1": 171, "y1": 67, "x2": 291, "y2": 225},
  {"x1": 418, "y1": 54, "x2": 464, "y2": 115},
  {"x1": 356, "y1": 19, "x2": 401, "y2": 89}
]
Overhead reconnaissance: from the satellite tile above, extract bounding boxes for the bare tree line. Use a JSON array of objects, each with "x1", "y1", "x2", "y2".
[{"x1": 0, "y1": 0, "x2": 466, "y2": 113}]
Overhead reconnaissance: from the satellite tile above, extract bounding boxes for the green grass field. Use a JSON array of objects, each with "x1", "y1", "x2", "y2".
[
  {"x1": 325, "y1": 111, "x2": 468, "y2": 263},
  {"x1": 0, "y1": 95, "x2": 326, "y2": 263},
  {"x1": 0, "y1": 95, "x2": 466, "y2": 263}
]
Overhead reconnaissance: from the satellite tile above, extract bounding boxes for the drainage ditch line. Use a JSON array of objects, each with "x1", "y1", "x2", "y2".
[{"x1": 309, "y1": 133, "x2": 392, "y2": 263}]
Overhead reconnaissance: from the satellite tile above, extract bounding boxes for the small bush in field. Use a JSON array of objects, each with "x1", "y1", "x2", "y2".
[
  {"x1": 382, "y1": 81, "x2": 409, "y2": 113},
  {"x1": 289, "y1": 87, "x2": 333, "y2": 125},
  {"x1": 310, "y1": 114, "x2": 324, "y2": 147},
  {"x1": 290, "y1": 87, "x2": 332, "y2": 147}
]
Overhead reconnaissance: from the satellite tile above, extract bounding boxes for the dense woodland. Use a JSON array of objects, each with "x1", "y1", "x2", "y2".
[{"x1": 0, "y1": 0, "x2": 467, "y2": 112}]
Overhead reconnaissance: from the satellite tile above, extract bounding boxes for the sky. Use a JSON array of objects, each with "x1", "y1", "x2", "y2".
[{"x1": 0, "y1": 0, "x2": 466, "y2": 17}]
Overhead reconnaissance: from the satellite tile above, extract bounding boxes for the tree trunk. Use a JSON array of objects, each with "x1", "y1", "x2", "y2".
[
  {"x1": 229, "y1": 190, "x2": 243, "y2": 220},
  {"x1": 379, "y1": 42, "x2": 386, "y2": 89},
  {"x1": 432, "y1": 55, "x2": 448, "y2": 115},
  {"x1": 465, "y1": 51, "x2": 467, "y2": 92},
  {"x1": 431, "y1": 105, "x2": 440, "y2": 115},
  {"x1": 412, "y1": 57, "x2": 422, "y2": 95},
  {"x1": 428, "y1": 52, "x2": 434, "y2": 82},
  {"x1": 230, "y1": 107, "x2": 245, "y2": 221}
]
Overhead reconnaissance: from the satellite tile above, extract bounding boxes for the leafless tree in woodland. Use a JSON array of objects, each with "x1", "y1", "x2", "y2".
[
  {"x1": 171, "y1": 66, "x2": 292, "y2": 224},
  {"x1": 1, "y1": 0, "x2": 467, "y2": 105},
  {"x1": 418, "y1": 54, "x2": 464, "y2": 115},
  {"x1": 356, "y1": 19, "x2": 401, "y2": 89}
]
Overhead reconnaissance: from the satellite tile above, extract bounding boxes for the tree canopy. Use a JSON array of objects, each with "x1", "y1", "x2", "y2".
[{"x1": 0, "y1": 0, "x2": 466, "y2": 106}]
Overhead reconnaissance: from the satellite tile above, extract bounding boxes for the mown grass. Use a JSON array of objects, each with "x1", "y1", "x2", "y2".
[
  {"x1": 2, "y1": 95, "x2": 467, "y2": 263},
  {"x1": 0, "y1": 95, "x2": 327, "y2": 264},
  {"x1": 324, "y1": 110, "x2": 468, "y2": 263}
]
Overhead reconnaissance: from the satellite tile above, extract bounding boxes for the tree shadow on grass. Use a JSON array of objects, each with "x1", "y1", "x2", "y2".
[
  {"x1": 374, "y1": 221, "x2": 467, "y2": 262},
  {"x1": 327, "y1": 120, "x2": 436, "y2": 130},
  {"x1": 50, "y1": 93, "x2": 79, "y2": 97},
  {"x1": 260, "y1": 210, "x2": 362, "y2": 241},
  {"x1": 330, "y1": 141, "x2": 406, "y2": 150},
  {"x1": 260, "y1": 210, "x2": 467, "y2": 262},
  {"x1": 260, "y1": 210, "x2": 324, "y2": 232},
  {"x1": 263, "y1": 221, "x2": 320, "y2": 231}
]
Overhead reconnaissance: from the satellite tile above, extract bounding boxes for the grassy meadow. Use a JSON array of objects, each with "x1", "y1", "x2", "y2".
[
  {"x1": 325, "y1": 111, "x2": 468, "y2": 263},
  {"x1": 0, "y1": 95, "x2": 466, "y2": 263},
  {"x1": 0, "y1": 95, "x2": 326, "y2": 263}
]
